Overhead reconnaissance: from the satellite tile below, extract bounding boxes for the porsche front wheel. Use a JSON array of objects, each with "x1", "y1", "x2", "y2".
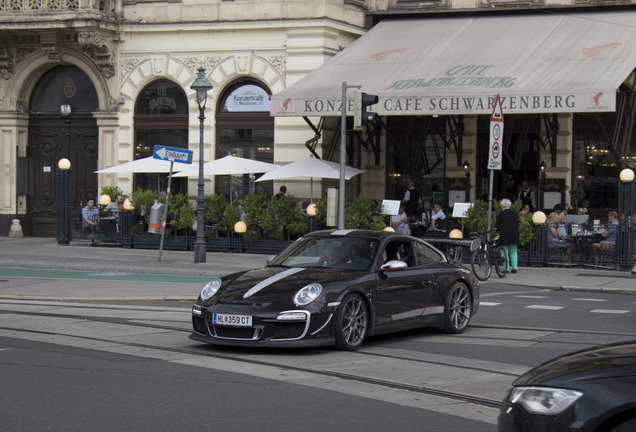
[{"x1": 334, "y1": 293, "x2": 368, "y2": 351}]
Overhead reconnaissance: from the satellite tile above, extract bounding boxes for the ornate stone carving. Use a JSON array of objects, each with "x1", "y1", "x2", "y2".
[
  {"x1": 77, "y1": 31, "x2": 115, "y2": 78},
  {"x1": 264, "y1": 55, "x2": 286, "y2": 79},
  {"x1": 0, "y1": 44, "x2": 14, "y2": 80},
  {"x1": 15, "y1": 47, "x2": 37, "y2": 65},
  {"x1": 176, "y1": 55, "x2": 224, "y2": 75},
  {"x1": 121, "y1": 57, "x2": 141, "y2": 77},
  {"x1": 41, "y1": 43, "x2": 61, "y2": 63}
]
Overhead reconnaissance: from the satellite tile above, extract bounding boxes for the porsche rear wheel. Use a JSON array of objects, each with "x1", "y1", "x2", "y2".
[
  {"x1": 443, "y1": 282, "x2": 472, "y2": 334},
  {"x1": 334, "y1": 293, "x2": 368, "y2": 351}
]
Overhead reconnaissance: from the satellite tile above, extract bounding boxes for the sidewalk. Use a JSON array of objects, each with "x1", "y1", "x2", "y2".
[{"x1": 0, "y1": 237, "x2": 634, "y2": 300}]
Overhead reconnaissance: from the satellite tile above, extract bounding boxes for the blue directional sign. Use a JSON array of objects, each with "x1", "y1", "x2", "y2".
[{"x1": 153, "y1": 145, "x2": 193, "y2": 165}]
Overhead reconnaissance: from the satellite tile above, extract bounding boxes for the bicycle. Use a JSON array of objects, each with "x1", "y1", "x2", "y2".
[{"x1": 470, "y1": 229, "x2": 508, "y2": 281}]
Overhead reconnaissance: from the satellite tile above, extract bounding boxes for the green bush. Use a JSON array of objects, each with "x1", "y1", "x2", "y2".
[
  {"x1": 204, "y1": 194, "x2": 227, "y2": 225},
  {"x1": 344, "y1": 195, "x2": 386, "y2": 230},
  {"x1": 168, "y1": 193, "x2": 195, "y2": 233},
  {"x1": 100, "y1": 186, "x2": 124, "y2": 202},
  {"x1": 130, "y1": 188, "x2": 159, "y2": 222},
  {"x1": 268, "y1": 194, "x2": 307, "y2": 240},
  {"x1": 217, "y1": 203, "x2": 239, "y2": 233}
]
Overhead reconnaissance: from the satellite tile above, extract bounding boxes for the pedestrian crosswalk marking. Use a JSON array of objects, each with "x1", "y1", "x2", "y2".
[
  {"x1": 574, "y1": 298, "x2": 606, "y2": 302},
  {"x1": 590, "y1": 309, "x2": 629, "y2": 314},
  {"x1": 525, "y1": 305, "x2": 564, "y2": 310}
]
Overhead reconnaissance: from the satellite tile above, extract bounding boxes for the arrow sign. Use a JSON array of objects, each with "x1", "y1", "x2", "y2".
[
  {"x1": 153, "y1": 145, "x2": 193, "y2": 165},
  {"x1": 488, "y1": 94, "x2": 504, "y2": 170}
]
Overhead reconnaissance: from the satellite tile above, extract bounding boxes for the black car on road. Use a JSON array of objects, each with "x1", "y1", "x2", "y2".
[
  {"x1": 499, "y1": 341, "x2": 636, "y2": 432},
  {"x1": 190, "y1": 229, "x2": 479, "y2": 350}
]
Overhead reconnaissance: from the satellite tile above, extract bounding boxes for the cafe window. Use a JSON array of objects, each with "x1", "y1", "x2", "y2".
[
  {"x1": 216, "y1": 80, "x2": 274, "y2": 200},
  {"x1": 134, "y1": 80, "x2": 189, "y2": 195},
  {"x1": 572, "y1": 106, "x2": 636, "y2": 210}
]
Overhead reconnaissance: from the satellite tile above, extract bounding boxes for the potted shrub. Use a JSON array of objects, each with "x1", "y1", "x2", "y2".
[{"x1": 344, "y1": 195, "x2": 386, "y2": 230}]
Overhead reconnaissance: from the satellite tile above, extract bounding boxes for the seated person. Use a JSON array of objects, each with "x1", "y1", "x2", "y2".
[
  {"x1": 425, "y1": 203, "x2": 448, "y2": 238},
  {"x1": 82, "y1": 198, "x2": 101, "y2": 245},
  {"x1": 321, "y1": 242, "x2": 351, "y2": 268},
  {"x1": 592, "y1": 211, "x2": 619, "y2": 254},
  {"x1": 105, "y1": 194, "x2": 124, "y2": 219},
  {"x1": 390, "y1": 204, "x2": 411, "y2": 235},
  {"x1": 547, "y1": 211, "x2": 572, "y2": 261}
]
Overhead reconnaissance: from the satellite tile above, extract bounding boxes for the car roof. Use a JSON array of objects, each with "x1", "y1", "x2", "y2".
[{"x1": 302, "y1": 229, "x2": 401, "y2": 241}]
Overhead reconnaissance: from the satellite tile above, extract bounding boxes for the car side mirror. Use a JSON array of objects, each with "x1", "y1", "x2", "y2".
[
  {"x1": 266, "y1": 255, "x2": 276, "y2": 264},
  {"x1": 381, "y1": 260, "x2": 408, "y2": 271}
]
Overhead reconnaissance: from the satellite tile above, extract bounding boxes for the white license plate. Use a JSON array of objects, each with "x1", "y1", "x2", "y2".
[{"x1": 212, "y1": 313, "x2": 253, "y2": 327}]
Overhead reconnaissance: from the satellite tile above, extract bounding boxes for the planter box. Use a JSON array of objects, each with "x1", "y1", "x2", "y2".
[
  {"x1": 206, "y1": 237, "x2": 231, "y2": 252},
  {"x1": 516, "y1": 250, "x2": 530, "y2": 267},
  {"x1": 244, "y1": 239, "x2": 293, "y2": 255},
  {"x1": 132, "y1": 234, "x2": 190, "y2": 251}
]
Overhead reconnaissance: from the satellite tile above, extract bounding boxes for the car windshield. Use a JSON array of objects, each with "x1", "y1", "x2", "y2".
[{"x1": 269, "y1": 236, "x2": 381, "y2": 271}]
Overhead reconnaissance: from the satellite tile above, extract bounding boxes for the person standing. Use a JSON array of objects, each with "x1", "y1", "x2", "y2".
[
  {"x1": 402, "y1": 181, "x2": 420, "y2": 218},
  {"x1": 495, "y1": 199, "x2": 520, "y2": 273},
  {"x1": 517, "y1": 180, "x2": 537, "y2": 213}
]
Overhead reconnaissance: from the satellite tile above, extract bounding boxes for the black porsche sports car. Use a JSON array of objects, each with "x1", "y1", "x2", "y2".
[{"x1": 190, "y1": 229, "x2": 480, "y2": 350}]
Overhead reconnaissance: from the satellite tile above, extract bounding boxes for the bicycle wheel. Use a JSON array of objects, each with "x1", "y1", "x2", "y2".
[
  {"x1": 471, "y1": 248, "x2": 491, "y2": 281},
  {"x1": 494, "y1": 246, "x2": 508, "y2": 278}
]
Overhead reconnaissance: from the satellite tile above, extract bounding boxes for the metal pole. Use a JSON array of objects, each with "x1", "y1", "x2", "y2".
[
  {"x1": 339, "y1": 81, "x2": 347, "y2": 230},
  {"x1": 158, "y1": 161, "x2": 174, "y2": 262},
  {"x1": 487, "y1": 168, "x2": 494, "y2": 242},
  {"x1": 194, "y1": 104, "x2": 206, "y2": 263}
]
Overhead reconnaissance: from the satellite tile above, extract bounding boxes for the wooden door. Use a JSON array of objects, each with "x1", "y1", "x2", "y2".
[{"x1": 27, "y1": 114, "x2": 98, "y2": 236}]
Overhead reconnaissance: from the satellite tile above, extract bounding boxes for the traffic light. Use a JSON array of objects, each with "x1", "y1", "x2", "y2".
[{"x1": 353, "y1": 90, "x2": 379, "y2": 130}]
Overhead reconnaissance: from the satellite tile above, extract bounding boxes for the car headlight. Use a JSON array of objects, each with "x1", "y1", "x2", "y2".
[
  {"x1": 200, "y1": 279, "x2": 222, "y2": 301},
  {"x1": 293, "y1": 283, "x2": 322, "y2": 306},
  {"x1": 509, "y1": 386, "x2": 583, "y2": 415}
]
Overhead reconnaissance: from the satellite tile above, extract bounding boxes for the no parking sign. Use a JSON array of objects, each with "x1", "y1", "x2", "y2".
[{"x1": 488, "y1": 94, "x2": 503, "y2": 170}]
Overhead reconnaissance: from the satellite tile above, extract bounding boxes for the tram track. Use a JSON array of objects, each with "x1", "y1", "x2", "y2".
[{"x1": 3, "y1": 300, "x2": 635, "y2": 412}]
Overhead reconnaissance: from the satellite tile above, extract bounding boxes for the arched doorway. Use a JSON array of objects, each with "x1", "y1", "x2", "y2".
[
  {"x1": 215, "y1": 80, "x2": 274, "y2": 200},
  {"x1": 27, "y1": 65, "x2": 99, "y2": 236}
]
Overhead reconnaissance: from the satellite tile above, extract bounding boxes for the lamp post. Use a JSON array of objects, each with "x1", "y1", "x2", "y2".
[
  {"x1": 307, "y1": 203, "x2": 317, "y2": 232},
  {"x1": 56, "y1": 158, "x2": 72, "y2": 244},
  {"x1": 529, "y1": 210, "x2": 547, "y2": 266},
  {"x1": 617, "y1": 168, "x2": 635, "y2": 270},
  {"x1": 191, "y1": 67, "x2": 213, "y2": 263}
]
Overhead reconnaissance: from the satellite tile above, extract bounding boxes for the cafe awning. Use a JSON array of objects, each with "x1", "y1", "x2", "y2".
[{"x1": 271, "y1": 11, "x2": 636, "y2": 117}]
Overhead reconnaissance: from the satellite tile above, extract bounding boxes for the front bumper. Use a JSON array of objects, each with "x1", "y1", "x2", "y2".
[{"x1": 190, "y1": 303, "x2": 336, "y2": 348}]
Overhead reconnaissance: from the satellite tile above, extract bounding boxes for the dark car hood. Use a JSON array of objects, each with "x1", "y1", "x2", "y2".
[
  {"x1": 208, "y1": 266, "x2": 364, "y2": 305},
  {"x1": 514, "y1": 341, "x2": 636, "y2": 387}
]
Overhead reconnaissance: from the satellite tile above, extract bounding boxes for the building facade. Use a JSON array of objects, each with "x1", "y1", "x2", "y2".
[{"x1": 1, "y1": 0, "x2": 635, "y2": 236}]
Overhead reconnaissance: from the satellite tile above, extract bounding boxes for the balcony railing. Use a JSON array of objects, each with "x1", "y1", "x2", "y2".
[{"x1": 0, "y1": 0, "x2": 115, "y2": 14}]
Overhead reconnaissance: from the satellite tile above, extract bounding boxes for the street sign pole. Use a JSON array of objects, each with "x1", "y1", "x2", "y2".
[
  {"x1": 487, "y1": 95, "x2": 504, "y2": 239},
  {"x1": 158, "y1": 161, "x2": 174, "y2": 262},
  {"x1": 152, "y1": 145, "x2": 192, "y2": 262}
]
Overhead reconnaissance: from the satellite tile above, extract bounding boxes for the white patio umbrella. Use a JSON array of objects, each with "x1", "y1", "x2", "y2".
[
  {"x1": 94, "y1": 156, "x2": 188, "y2": 174},
  {"x1": 173, "y1": 154, "x2": 278, "y2": 177},
  {"x1": 255, "y1": 157, "x2": 364, "y2": 201}
]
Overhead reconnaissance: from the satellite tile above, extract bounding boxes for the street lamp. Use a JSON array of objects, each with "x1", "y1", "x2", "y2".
[
  {"x1": 191, "y1": 67, "x2": 213, "y2": 263},
  {"x1": 462, "y1": 160, "x2": 470, "y2": 178},
  {"x1": 530, "y1": 210, "x2": 547, "y2": 266},
  {"x1": 617, "y1": 168, "x2": 635, "y2": 270},
  {"x1": 56, "y1": 158, "x2": 72, "y2": 244}
]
